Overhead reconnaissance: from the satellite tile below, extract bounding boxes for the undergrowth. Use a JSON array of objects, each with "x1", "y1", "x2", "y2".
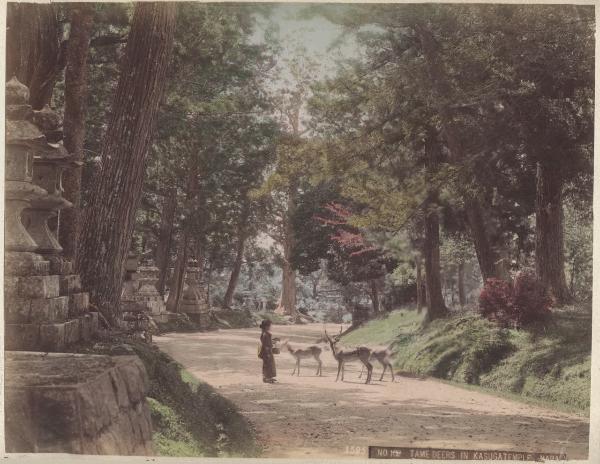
[
  {"x1": 255, "y1": 311, "x2": 291, "y2": 325},
  {"x1": 147, "y1": 397, "x2": 206, "y2": 456},
  {"x1": 131, "y1": 342, "x2": 260, "y2": 457},
  {"x1": 341, "y1": 306, "x2": 591, "y2": 414}
]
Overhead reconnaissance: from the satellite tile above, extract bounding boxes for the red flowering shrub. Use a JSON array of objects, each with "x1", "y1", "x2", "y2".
[
  {"x1": 478, "y1": 272, "x2": 552, "y2": 328},
  {"x1": 478, "y1": 278, "x2": 512, "y2": 324},
  {"x1": 511, "y1": 271, "x2": 552, "y2": 325}
]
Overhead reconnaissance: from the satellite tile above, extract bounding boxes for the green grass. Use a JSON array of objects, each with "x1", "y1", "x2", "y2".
[
  {"x1": 179, "y1": 367, "x2": 201, "y2": 392},
  {"x1": 131, "y1": 342, "x2": 261, "y2": 457},
  {"x1": 255, "y1": 311, "x2": 290, "y2": 325},
  {"x1": 341, "y1": 306, "x2": 592, "y2": 414},
  {"x1": 147, "y1": 397, "x2": 207, "y2": 457},
  {"x1": 342, "y1": 309, "x2": 422, "y2": 346},
  {"x1": 214, "y1": 308, "x2": 256, "y2": 328},
  {"x1": 479, "y1": 308, "x2": 591, "y2": 413}
]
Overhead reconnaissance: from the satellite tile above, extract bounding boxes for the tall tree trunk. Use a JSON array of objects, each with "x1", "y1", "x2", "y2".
[
  {"x1": 222, "y1": 207, "x2": 249, "y2": 309},
  {"x1": 535, "y1": 162, "x2": 571, "y2": 303},
  {"x1": 206, "y1": 261, "x2": 213, "y2": 306},
  {"x1": 166, "y1": 231, "x2": 188, "y2": 313},
  {"x1": 423, "y1": 207, "x2": 448, "y2": 322},
  {"x1": 278, "y1": 257, "x2": 297, "y2": 315},
  {"x1": 59, "y1": 3, "x2": 94, "y2": 261},
  {"x1": 166, "y1": 164, "x2": 199, "y2": 311},
  {"x1": 311, "y1": 269, "x2": 323, "y2": 299},
  {"x1": 6, "y1": 3, "x2": 62, "y2": 109},
  {"x1": 155, "y1": 187, "x2": 177, "y2": 295},
  {"x1": 570, "y1": 258, "x2": 576, "y2": 295},
  {"x1": 75, "y1": 3, "x2": 176, "y2": 325},
  {"x1": 247, "y1": 262, "x2": 255, "y2": 291},
  {"x1": 140, "y1": 210, "x2": 150, "y2": 255},
  {"x1": 369, "y1": 279, "x2": 380, "y2": 313},
  {"x1": 415, "y1": 255, "x2": 424, "y2": 312},
  {"x1": 458, "y1": 262, "x2": 466, "y2": 307},
  {"x1": 416, "y1": 22, "x2": 501, "y2": 282},
  {"x1": 222, "y1": 240, "x2": 245, "y2": 309},
  {"x1": 421, "y1": 132, "x2": 448, "y2": 323},
  {"x1": 275, "y1": 189, "x2": 298, "y2": 316},
  {"x1": 464, "y1": 201, "x2": 499, "y2": 281}
]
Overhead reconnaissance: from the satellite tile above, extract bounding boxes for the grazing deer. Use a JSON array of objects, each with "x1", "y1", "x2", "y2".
[
  {"x1": 359, "y1": 346, "x2": 395, "y2": 382},
  {"x1": 324, "y1": 330, "x2": 373, "y2": 384},
  {"x1": 280, "y1": 340, "x2": 323, "y2": 376}
]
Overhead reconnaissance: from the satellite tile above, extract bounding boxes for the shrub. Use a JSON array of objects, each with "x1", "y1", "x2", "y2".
[
  {"x1": 511, "y1": 271, "x2": 552, "y2": 325},
  {"x1": 478, "y1": 278, "x2": 512, "y2": 324},
  {"x1": 478, "y1": 272, "x2": 552, "y2": 327}
]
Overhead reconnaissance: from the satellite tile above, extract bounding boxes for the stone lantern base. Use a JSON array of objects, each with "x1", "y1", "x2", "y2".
[{"x1": 4, "y1": 252, "x2": 98, "y2": 351}]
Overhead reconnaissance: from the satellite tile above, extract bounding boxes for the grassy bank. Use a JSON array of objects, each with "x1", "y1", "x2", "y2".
[
  {"x1": 130, "y1": 342, "x2": 261, "y2": 457},
  {"x1": 341, "y1": 307, "x2": 591, "y2": 414},
  {"x1": 156, "y1": 308, "x2": 257, "y2": 334},
  {"x1": 255, "y1": 311, "x2": 291, "y2": 325}
]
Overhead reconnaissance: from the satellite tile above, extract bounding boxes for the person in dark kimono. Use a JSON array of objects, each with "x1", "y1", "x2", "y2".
[{"x1": 259, "y1": 319, "x2": 277, "y2": 383}]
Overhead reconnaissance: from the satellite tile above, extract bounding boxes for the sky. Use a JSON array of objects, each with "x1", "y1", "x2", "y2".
[
  {"x1": 252, "y1": 3, "x2": 359, "y2": 80},
  {"x1": 250, "y1": 4, "x2": 359, "y2": 251}
]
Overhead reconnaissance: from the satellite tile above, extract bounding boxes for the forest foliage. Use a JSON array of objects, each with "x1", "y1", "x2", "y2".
[{"x1": 8, "y1": 2, "x2": 594, "y2": 326}]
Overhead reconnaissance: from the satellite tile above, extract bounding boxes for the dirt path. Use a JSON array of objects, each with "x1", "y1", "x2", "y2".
[{"x1": 155, "y1": 324, "x2": 589, "y2": 459}]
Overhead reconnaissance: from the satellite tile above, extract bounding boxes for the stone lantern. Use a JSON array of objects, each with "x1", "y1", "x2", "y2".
[
  {"x1": 24, "y1": 104, "x2": 81, "y2": 274},
  {"x1": 4, "y1": 77, "x2": 95, "y2": 351},
  {"x1": 5, "y1": 78, "x2": 49, "y2": 258},
  {"x1": 121, "y1": 258, "x2": 168, "y2": 322},
  {"x1": 180, "y1": 264, "x2": 209, "y2": 325}
]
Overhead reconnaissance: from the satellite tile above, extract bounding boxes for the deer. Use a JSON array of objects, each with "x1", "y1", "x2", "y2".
[
  {"x1": 279, "y1": 340, "x2": 323, "y2": 376},
  {"x1": 358, "y1": 346, "x2": 395, "y2": 382},
  {"x1": 324, "y1": 329, "x2": 373, "y2": 384}
]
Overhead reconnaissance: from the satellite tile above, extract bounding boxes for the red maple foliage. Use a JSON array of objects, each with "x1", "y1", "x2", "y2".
[{"x1": 478, "y1": 271, "x2": 552, "y2": 327}]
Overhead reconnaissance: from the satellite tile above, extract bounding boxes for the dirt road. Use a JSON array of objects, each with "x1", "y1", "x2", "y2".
[{"x1": 155, "y1": 324, "x2": 589, "y2": 459}]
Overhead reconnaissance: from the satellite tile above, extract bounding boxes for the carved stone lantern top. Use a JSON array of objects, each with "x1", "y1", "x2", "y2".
[
  {"x1": 32, "y1": 105, "x2": 63, "y2": 144},
  {"x1": 6, "y1": 120, "x2": 46, "y2": 147},
  {"x1": 6, "y1": 76, "x2": 30, "y2": 105},
  {"x1": 6, "y1": 77, "x2": 33, "y2": 120},
  {"x1": 32, "y1": 105, "x2": 62, "y2": 132}
]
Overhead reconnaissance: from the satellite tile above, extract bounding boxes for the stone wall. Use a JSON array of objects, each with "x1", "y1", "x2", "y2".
[{"x1": 5, "y1": 352, "x2": 153, "y2": 454}]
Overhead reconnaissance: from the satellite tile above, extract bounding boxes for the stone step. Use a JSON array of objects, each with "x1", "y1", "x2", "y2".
[
  {"x1": 31, "y1": 296, "x2": 70, "y2": 322},
  {"x1": 59, "y1": 274, "x2": 82, "y2": 295},
  {"x1": 46, "y1": 256, "x2": 73, "y2": 275},
  {"x1": 5, "y1": 312, "x2": 99, "y2": 351},
  {"x1": 5, "y1": 296, "x2": 69, "y2": 324},
  {"x1": 5, "y1": 275, "x2": 60, "y2": 299},
  {"x1": 4, "y1": 323, "x2": 40, "y2": 351},
  {"x1": 80, "y1": 312, "x2": 99, "y2": 342},
  {"x1": 5, "y1": 251, "x2": 49, "y2": 276},
  {"x1": 68, "y1": 292, "x2": 90, "y2": 317}
]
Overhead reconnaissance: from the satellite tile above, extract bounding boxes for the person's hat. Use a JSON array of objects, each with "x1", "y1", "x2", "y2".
[{"x1": 260, "y1": 319, "x2": 272, "y2": 330}]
